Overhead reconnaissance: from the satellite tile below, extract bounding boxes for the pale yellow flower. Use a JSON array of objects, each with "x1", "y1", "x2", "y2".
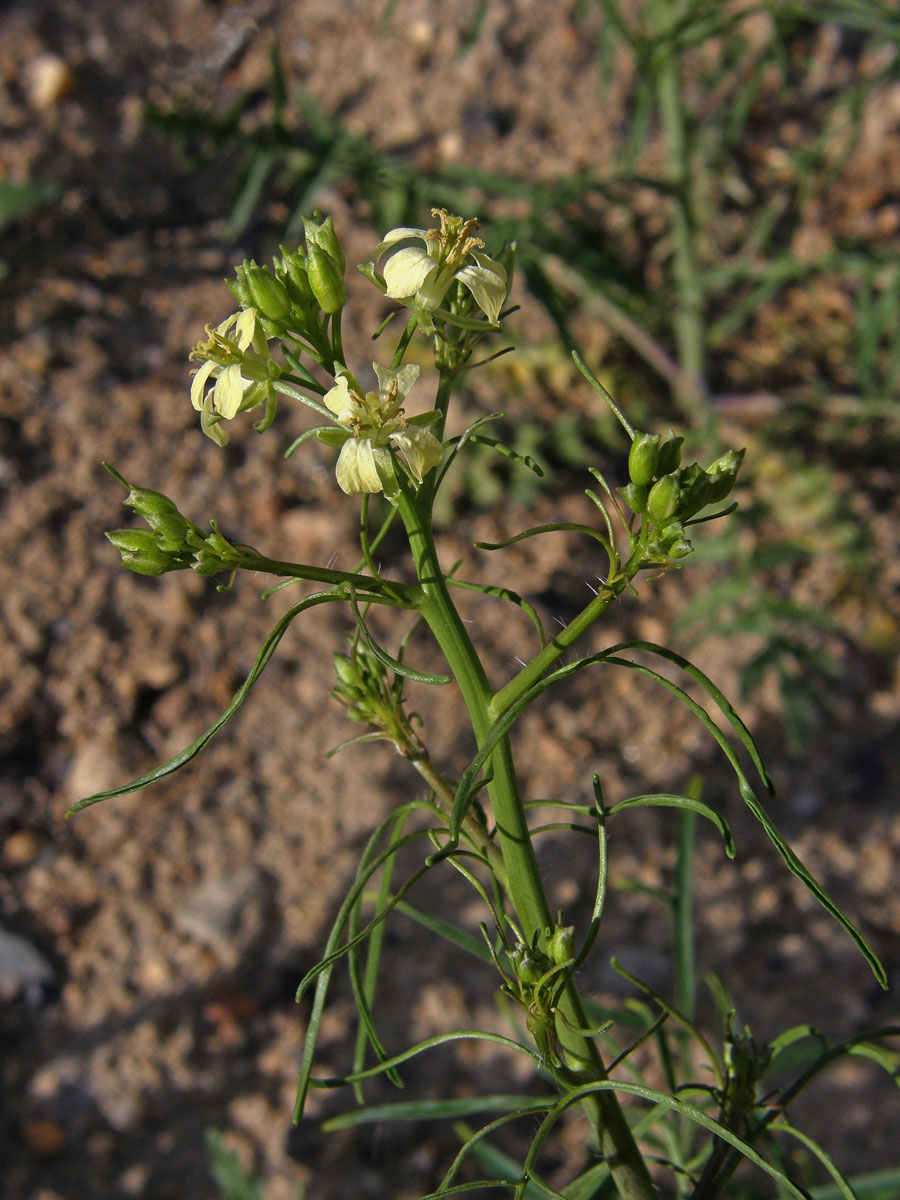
[
  {"x1": 374, "y1": 210, "x2": 507, "y2": 329},
  {"x1": 190, "y1": 309, "x2": 263, "y2": 445},
  {"x1": 322, "y1": 364, "x2": 443, "y2": 495}
]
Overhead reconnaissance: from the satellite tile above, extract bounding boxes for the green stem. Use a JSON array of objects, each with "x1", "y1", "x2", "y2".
[
  {"x1": 393, "y1": 476, "x2": 656, "y2": 1200},
  {"x1": 490, "y1": 576, "x2": 629, "y2": 720},
  {"x1": 239, "y1": 550, "x2": 419, "y2": 604}
]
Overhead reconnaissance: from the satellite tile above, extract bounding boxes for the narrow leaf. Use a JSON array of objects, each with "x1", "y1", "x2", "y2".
[{"x1": 68, "y1": 591, "x2": 343, "y2": 814}]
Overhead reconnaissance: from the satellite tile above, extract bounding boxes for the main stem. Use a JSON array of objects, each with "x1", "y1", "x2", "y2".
[{"x1": 394, "y1": 482, "x2": 656, "y2": 1200}]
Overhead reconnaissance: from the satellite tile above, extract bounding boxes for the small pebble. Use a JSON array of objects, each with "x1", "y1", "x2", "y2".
[
  {"x1": 22, "y1": 1117, "x2": 67, "y2": 1157},
  {"x1": 25, "y1": 54, "x2": 74, "y2": 110},
  {"x1": 0, "y1": 926, "x2": 56, "y2": 1006}
]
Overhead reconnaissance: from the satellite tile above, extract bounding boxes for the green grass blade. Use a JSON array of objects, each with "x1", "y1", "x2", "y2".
[
  {"x1": 769, "y1": 1122, "x2": 859, "y2": 1200},
  {"x1": 810, "y1": 1169, "x2": 900, "y2": 1200},
  {"x1": 321, "y1": 1089, "x2": 553, "y2": 1129}
]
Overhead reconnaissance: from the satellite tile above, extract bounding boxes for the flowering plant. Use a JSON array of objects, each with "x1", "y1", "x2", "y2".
[{"x1": 75, "y1": 213, "x2": 892, "y2": 1200}]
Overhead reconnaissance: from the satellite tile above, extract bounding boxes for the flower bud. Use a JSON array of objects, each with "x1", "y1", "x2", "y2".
[
  {"x1": 704, "y1": 448, "x2": 745, "y2": 503},
  {"x1": 123, "y1": 485, "x2": 181, "y2": 520},
  {"x1": 106, "y1": 530, "x2": 176, "y2": 576},
  {"x1": 144, "y1": 511, "x2": 194, "y2": 552},
  {"x1": 647, "y1": 472, "x2": 681, "y2": 523},
  {"x1": 243, "y1": 265, "x2": 291, "y2": 323},
  {"x1": 306, "y1": 240, "x2": 346, "y2": 314},
  {"x1": 628, "y1": 432, "x2": 660, "y2": 487},
  {"x1": 512, "y1": 944, "x2": 549, "y2": 987},
  {"x1": 617, "y1": 482, "x2": 648, "y2": 514},
  {"x1": 656, "y1": 432, "x2": 683, "y2": 476},
  {"x1": 276, "y1": 247, "x2": 318, "y2": 313},
  {"x1": 303, "y1": 213, "x2": 346, "y2": 273},
  {"x1": 333, "y1": 653, "x2": 363, "y2": 691},
  {"x1": 546, "y1": 924, "x2": 575, "y2": 966}
]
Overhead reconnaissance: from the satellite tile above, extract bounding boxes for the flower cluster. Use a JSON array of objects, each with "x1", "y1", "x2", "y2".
[
  {"x1": 186, "y1": 211, "x2": 509, "y2": 496},
  {"x1": 103, "y1": 465, "x2": 250, "y2": 578}
]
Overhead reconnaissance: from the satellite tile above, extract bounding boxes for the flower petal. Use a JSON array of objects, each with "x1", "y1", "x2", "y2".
[
  {"x1": 456, "y1": 253, "x2": 507, "y2": 325},
  {"x1": 391, "y1": 426, "x2": 443, "y2": 482},
  {"x1": 214, "y1": 364, "x2": 247, "y2": 419},
  {"x1": 323, "y1": 375, "x2": 365, "y2": 424},
  {"x1": 372, "y1": 362, "x2": 420, "y2": 402},
  {"x1": 235, "y1": 307, "x2": 257, "y2": 350},
  {"x1": 335, "y1": 438, "x2": 383, "y2": 494},
  {"x1": 190, "y1": 359, "x2": 217, "y2": 411},
  {"x1": 383, "y1": 247, "x2": 439, "y2": 303},
  {"x1": 200, "y1": 394, "x2": 230, "y2": 446},
  {"x1": 373, "y1": 227, "x2": 428, "y2": 258}
]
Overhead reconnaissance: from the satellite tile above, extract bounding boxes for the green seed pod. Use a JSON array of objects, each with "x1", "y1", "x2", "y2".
[
  {"x1": 647, "y1": 472, "x2": 681, "y2": 523},
  {"x1": 656, "y1": 432, "x2": 683, "y2": 476},
  {"x1": 617, "y1": 482, "x2": 649, "y2": 514},
  {"x1": 628, "y1": 432, "x2": 660, "y2": 487},
  {"x1": 306, "y1": 241, "x2": 347, "y2": 314},
  {"x1": 243, "y1": 266, "x2": 291, "y2": 322}
]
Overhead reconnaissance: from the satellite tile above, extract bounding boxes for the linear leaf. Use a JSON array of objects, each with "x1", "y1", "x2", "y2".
[{"x1": 68, "y1": 590, "x2": 343, "y2": 815}]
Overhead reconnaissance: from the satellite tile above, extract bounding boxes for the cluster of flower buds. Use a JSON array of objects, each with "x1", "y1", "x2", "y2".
[
  {"x1": 229, "y1": 213, "x2": 347, "y2": 335},
  {"x1": 331, "y1": 640, "x2": 413, "y2": 746},
  {"x1": 618, "y1": 431, "x2": 745, "y2": 565},
  {"x1": 104, "y1": 465, "x2": 249, "y2": 578}
]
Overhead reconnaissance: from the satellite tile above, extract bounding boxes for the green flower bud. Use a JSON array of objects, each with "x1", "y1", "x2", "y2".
[
  {"x1": 227, "y1": 268, "x2": 254, "y2": 309},
  {"x1": 656, "y1": 432, "x2": 683, "y2": 476},
  {"x1": 665, "y1": 536, "x2": 693, "y2": 559},
  {"x1": 303, "y1": 213, "x2": 346, "y2": 273},
  {"x1": 333, "y1": 653, "x2": 363, "y2": 691},
  {"x1": 647, "y1": 472, "x2": 681, "y2": 523},
  {"x1": 242, "y1": 265, "x2": 291, "y2": 322},
  {"x1": 123, "y1": 485, "x2": 181, "y2": 520},
  {"x1": 546, "y1": 924, "x2": 575, "y2": 966},
  {"x1": 144, "y1": 511, "x2": 193, "y2": 552},
  {"x1": 617, "y1": 482, "x2": 648, "y2": 514},
  {"x1": 191, "y1": 553, "x2": 227, "y2": 577},
  {"x1": 704, "y1": 448, "x2": 745, "y2": 503},
  {"x1": 675, "y1": 463, "x2": 712, "y2": 520},
  {"x1": 512, "y1": 945, "x2": 549, "y2": 987},
  {"x1": 306, "y1": 240, "x2": 346, "y2": 314},
  {"x1": 106, "y1": 530, "x2": 176, "y2": 576},
  {"x1": 276, "y1": 247, "x2": 318, "y2": 313},
  {"x1": 628, "y1": 432, "x2": 660, "y2": 487}
]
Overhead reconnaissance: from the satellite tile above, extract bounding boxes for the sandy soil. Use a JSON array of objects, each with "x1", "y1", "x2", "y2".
[{"x1": 1, "y1": 3, "x2": 898, "y2": 1198}]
